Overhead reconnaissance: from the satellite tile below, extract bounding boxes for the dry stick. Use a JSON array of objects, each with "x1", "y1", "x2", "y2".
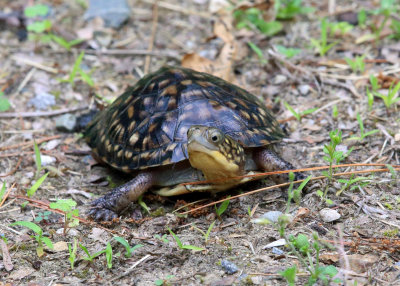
[
  {"x1": 9, "y1": 194, "x2": 139, "y2": 237},
  {"x1": 321, "y1": 78, "x2": 361, "y2": 98},
  {"x1": 181, "y1": 163, "x2": 400, "y2": 186},
  {"x1": 179, "y1": 167, "x2": 400, "y2": 215},
  {"x1": 11, "y1": 55, "x2": 58, "y2": 74},
  {"x1": 141, "y1": 0, "x2": 212, "y2": 19},
  {"x1": 144, "y1": 2, "x2": 159, "y2": 74},
  {"x1": 0, "y1": 183, "x2": 16, "y2": 207},
  {"x1": 268, "y1": 49, "x2": 322, "y2": 95},
  {"x1": 110, "y1": 254, "x2": 152, "y2": 282},
  {"x1": 74, "y1": 49, "x2": 180, "y2": 61},
  {"x1": 0, "y1": 157, "x2": 22, "y2": 177},
  {"x1": 0, "y1": 105, "x2": 88, "y2": 119},
  {"x1": 0, "y1": 135, "x2": 61, "y2": 151}
]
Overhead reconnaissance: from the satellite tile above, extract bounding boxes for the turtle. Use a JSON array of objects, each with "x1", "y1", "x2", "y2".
[{"x1": 84, "y1": 66, "x2": 302, "y2": 221}]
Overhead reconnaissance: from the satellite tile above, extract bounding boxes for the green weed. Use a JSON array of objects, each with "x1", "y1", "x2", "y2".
[
  {"x1": 167, "y1": 228, "x2": 204, "y2": 252},
  {"x1": 344, "y1": 55, "x2": 365, "y2": 73},
  {"x1": 113, "y1": 236, "x2": 143, "y2": 258},
  {"x1": 248, "y1": 42, "x2": 267, "y2": 64},
  {"x1": 0, "y1": 92, "x2": 11, "y2": 112},
  {"x1": 49, "y1": 199, "x2": 79, "y2": 234},
  {"x1": 283, "y1": 101, "x2": 317, "y2": 122},
  {"x1": 348, "y1": 113, "x2": 379, "y2": 141},
  {"x1": 192, "y1": 220, "x2": 216, "y2": 244},
  {"x1": 215, "y1": 196, "x2": 230, "y2": 219},
  {"x1": 310, "y1": 18, "x2": 338, "y2": 56},
  {"x1": 275, "y1": 45, "x2": 301, "y2": 58},
  {"x1": 234, "y1": 8, "x2": 282, "y2": 36},
  {"x1": 275, "y1": 0, "x2": 314, "y2": 20},
  {"x1": 10, "y1": 221, "x2": 54, "y2": 257}
]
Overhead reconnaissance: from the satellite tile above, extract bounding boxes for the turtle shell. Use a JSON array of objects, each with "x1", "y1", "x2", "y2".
[{"x1": 84, "y1": 66, "x2": 285, "y2": 171}]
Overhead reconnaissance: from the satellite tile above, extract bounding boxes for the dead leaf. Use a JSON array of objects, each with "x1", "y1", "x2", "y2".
[
  {"x1": 0, "y1": 240, "x2": 13, "y2": 271},
  {"x1": 208, "y1": 0, "x2": 230, "y2": 14},
  {"x1": 53, "y1": 241, "x2": 68, "y2": 252},
  {"x1": 235, "y1": 0, "x2": 276, "y2": 22},
  {"x1": 8, "y1": 267, "x2": 34, "y2": 280},
  {"x1": 320, "y1": 253, "x2": 340, "y2": 264},
  {"x1": 181, "y1": 53, "x2": 213, "y2": 73},
  {"x1": 342, "y1": 254, "x2": 379, "y2": 273}
]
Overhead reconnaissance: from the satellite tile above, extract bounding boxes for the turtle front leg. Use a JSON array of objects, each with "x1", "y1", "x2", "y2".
[
  {"x1": 88, "y1": 172, "x2": 154, "y2": 221},
  {"x1": 253, "y1": 148, "x2": 304, "y2": 183}
]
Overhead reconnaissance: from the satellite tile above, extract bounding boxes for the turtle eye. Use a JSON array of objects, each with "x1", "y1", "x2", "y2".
[{"x1": 209, "y1": 131, "x2": 222, "y2": 143}]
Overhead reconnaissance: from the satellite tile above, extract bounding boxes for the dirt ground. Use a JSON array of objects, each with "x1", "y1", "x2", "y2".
[{"x1": 1, "y1": 0, "x2": 400, "y2": 285}]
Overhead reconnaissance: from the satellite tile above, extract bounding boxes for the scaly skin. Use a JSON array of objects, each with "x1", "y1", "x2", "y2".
[
  {"x1": 253, "y1": 148, "x2": 305, "y2": 182},
  {"x1": 88, "y1": 172, "x2": 154, "y2": 221}
]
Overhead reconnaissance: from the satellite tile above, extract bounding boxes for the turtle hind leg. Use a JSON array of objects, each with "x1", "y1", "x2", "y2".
[
  {"x1": 253, "y1": 148, "x2": 304, "y2": 183},
  {"x1": 88, "y1": 172, "x2": 154, "y2": 221}
]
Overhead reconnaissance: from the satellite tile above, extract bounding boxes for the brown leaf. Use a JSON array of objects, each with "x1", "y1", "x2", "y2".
[
  {"x1": 181, "y1": 53, "x2": 213, "y2": 73},
  {"x1": 0, "y1": 240, "x2": 13, "y2": 271}
]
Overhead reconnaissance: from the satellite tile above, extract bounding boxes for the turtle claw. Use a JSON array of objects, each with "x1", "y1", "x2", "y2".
[{"x1": 88, "y1": 198, "x2": 119, "y2": 221}]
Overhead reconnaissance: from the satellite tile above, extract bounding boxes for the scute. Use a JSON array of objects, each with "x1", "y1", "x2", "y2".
[{"x1": 84, "y1": 66, "x2": 285, "y2": 171}]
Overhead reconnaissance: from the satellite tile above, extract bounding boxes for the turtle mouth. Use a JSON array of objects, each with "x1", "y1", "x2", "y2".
[{"x1": 187, "y1": 125, "x2": 219, "y2": 153}]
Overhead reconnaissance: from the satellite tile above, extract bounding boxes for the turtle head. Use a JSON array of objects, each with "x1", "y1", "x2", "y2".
[{"x1": 187, "y1": 125, "x2": 245, "y2": 182}]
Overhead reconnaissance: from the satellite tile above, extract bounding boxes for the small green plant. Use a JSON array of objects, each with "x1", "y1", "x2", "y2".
[
  {"x1": 327, "y1": 21, "x2": 354, "y2": 36},
  {"x1": 348, "y1": 113, "x2": 379, "y2": 141},
  {"x1": 34, "y1": 211, "x2": 52, "y2": 223},
  {"x1": 10, "y1": 221, "x2": 54, "y2": 257},
  {"x1": 279, "y1": 233, "x2": 340, "y2": 285},
  {"x1": 24, "y1": 4, "x2": 82, "y2": 50},
  {"x1": 373, "y1": 82, "x2": 400, "y2": 110},
  {"x1": 26, "y1": 173, "x2": 49, "y2": 198},
  {"x1": 113, "y1": 236, "x2": 143, "y2": 258},
  {"x1": 49, "y1": 199, "x2": 79, "y2": 234},
  {"x1": 0, "y1": 181, "x2": 6, "y2": 201},
  {"x1": 366, "y1": 87, "x2": 374, "y2": 111},
  {"x1": 275, "y1": 0, "x2": 314, "y2": 20},
  {"x1": 358, "y1": 9, "x2": 367, "y2": 28},
  {"x1": 285, "y1": 173, "x2": 312, "y2": 213},
  {"x1": 167, "y1": 228, "x2": 204, "y2": 252},
  {"x1": 0, "y1": 92, "x2": 11, "y2": 112},
  {"x1": 234, "y1": 8, "x2": 282, "y2": 36},
  {"x1": 60, "y1": 51, "x2": 94, "y2": 88},
  {"x1": 105, "y1": 242, "x2": 113, "y2": 268},
  {"x1": 155, "y1": 275, "x2": 174, "y2": 286},
  {"x1": 369, "y1": 75, "x2": 381, "y2": 91},
  {"x1": 332, "y1": 105, "x2": 338, "y2": 118},
  {"x1": 215, "y1": 197, "x2": 230, "y2": 218},
  {"x1": 336, "y1": 174, "x2": 373, "y2": 196},
  {"x1": 283, "y1": 101, "x2": 317, "y2": 122},
  {"x1": 68, "y1": 238, "x2": 78, "y2": 269},
  {"x1": 390, "y1": 19, "x2": 400, "y2": 39},
  {"x1": 192, "y1": 220, "x2": 216, "y2": 244},
  {"x1": 344, "y1": 55, "x2": 366, "y2": 73},
  {"x1": 310, "y1": 18, "x2": 338, "y2": 57},
  {"x1": 138, "y1": 195, "x2": 151, "y2": 214},
  {"x1": 322, "y1": 130, "x2": 353, "y2": 182},
  {"x1": 248, "y1": 42, "x2": 267, "y2": 64},
  {"x1": 275, "y1": 45, "x2": 301, "y2": 58},
  {"x1": 154, "y1": 234, "x2": 169, "y2": 243},
  {"x1": 79, "y1": 243, "x2": 106, "y2": 263},
  {"x1": 316, "y1": 190, "x2": 333, "y2": 205}
]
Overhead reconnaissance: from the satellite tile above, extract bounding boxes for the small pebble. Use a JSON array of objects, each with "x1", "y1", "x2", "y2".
[
  {"x1": 263, "y1": 238, "x2": 286, "y2": 249},
  {"x1": 298, "y1": 84, "x2": 310, "y2": 95},
  {"x1": 39, "y1": 155, "x2": 56, "y2": 166},
  {"x1": 319, "y1": 208, "x2": 341, "y2": 222},
  {"x1": 259, "y1": 211, "x2": 283, "y2": 223},
  {"x1": 272, "y1": 75, "x2": 287, "y2": 85},
  {"x1": 28, "y1": 92, "x2": 55, "y2": 110},
  {"x1": 271, "y1": 247, "x2": 284, "y2": 255},
  {"x1": 220, "y1": 259, "x2": 239, "y2": 274},
  {"x1": 56, "y1": 114, "x2": 77, "y2": 132},
  {"x1": 84, "y1": 0, "x2": 131, "y2": 28}
]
